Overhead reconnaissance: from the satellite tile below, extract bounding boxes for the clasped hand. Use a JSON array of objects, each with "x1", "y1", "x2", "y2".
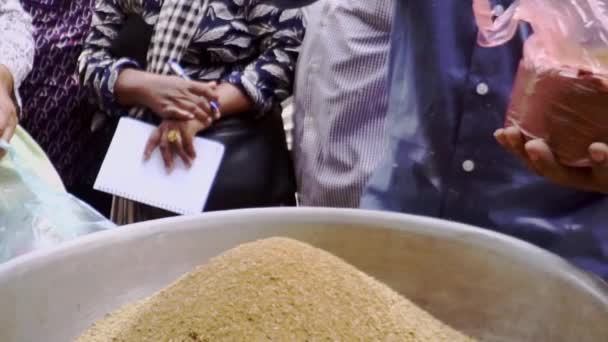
[
  {"x1": 495, "y1": 126, "x2": 608, "y2": 194},
  {"x1": 117, "y1": 71, "x2": 220, "y2": 171}
]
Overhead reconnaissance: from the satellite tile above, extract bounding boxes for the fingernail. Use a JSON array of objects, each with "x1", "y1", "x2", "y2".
[
  {"x1": 493, "y1": 129, "x2": 505, "y2": 144},
  {"x1": 590, "y1": 149, "x2": 606, "y2": 163}
]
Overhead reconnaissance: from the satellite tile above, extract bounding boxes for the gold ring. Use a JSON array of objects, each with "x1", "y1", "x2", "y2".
[{"x1": 167, "y1": 129, "x2": 181, "y2": 144}]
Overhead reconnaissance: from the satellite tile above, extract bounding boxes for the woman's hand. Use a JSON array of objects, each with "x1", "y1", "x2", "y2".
[
  {"x1": 0, "y1": 65, "x2": 17, "y2": 159},
  {"x1": 115, "y1": 69, "x2": 218, "y2": 123},
  {"x1": 495, "y1": 126, "x2": 608, "y2": 193},
  {"x1": 143, "y1": 118, "x2": 211, "y2": 172}
]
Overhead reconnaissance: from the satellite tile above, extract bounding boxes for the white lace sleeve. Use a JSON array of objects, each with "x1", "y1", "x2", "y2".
[{"x1": 0, "y1": 0, "x2": 34, "y2": 89}]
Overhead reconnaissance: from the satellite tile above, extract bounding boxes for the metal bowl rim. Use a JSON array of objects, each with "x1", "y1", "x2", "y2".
[{"x1": 0, "y1": 207, "x2": 606, "y2": 304}]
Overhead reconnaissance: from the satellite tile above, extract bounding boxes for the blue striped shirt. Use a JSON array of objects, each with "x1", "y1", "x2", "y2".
[{"x1": 362, "y1": 0, "x2": 608, "y2": 279}]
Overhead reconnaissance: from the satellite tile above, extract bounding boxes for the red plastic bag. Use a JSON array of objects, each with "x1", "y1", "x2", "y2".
[{"x1": 473, "y1": 0, "x2": 608, "y2": 167}]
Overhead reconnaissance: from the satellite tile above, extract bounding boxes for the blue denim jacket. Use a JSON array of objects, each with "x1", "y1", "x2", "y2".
[{"x1": 361, "y1": 0, "x2": 608, "y2": 279}]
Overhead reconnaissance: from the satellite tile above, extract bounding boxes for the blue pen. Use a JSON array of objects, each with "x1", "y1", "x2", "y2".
[{"x1": 168, "y1": 60, "x2": 220, "y2": 112}]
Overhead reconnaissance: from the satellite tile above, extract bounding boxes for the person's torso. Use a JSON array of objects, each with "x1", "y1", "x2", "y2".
[
  {"x1": 362, "y1": 0, "x2": 608, "y2": 277},
  {"x1": 292, "y1": 0, "x2": 393, "y2": 207},
  {"x1": 121, "y1": 0, "x2": 288, "y2": 81}
]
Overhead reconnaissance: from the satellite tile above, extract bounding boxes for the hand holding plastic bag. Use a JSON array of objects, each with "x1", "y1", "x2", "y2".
[
  {"x1": 0, "y1": 140, "x2": 115, "y2": 263},
  {"x1": 474, "y1": 0, "x2": 608, "y2": 167}
]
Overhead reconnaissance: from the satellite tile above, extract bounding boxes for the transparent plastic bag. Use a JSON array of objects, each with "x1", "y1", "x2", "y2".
[
  {"x1": 473, "y1": 0, "x2": 608, "y2": 167},
  {"x1": 0, "y1": 140, "x2": 115, "y2": 263}
]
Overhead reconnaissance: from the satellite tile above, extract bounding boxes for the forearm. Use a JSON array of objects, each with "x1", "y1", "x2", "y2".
[
  {"x1": 0, "y1": 65, "x2": 18, "y2": 118},
  {"x1": 114, "y1": 69, "x2": 152, "y2": 107},
  {"x1": 0, "y1": 65, "x2": 14, "y2": 97},
  {"x1": 216, "y1": 83, "x2": 254, "y2": 116}
]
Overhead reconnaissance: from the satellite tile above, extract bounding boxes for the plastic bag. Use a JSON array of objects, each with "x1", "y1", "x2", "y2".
[
  {"x1": 473, "y1": 0, "x2": 608, "y2": 167},
  {"x1": 0, "y1": 140, "x2": 115, "y2": 263}
]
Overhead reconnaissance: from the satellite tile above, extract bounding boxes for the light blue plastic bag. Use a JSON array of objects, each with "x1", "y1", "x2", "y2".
[{"x1": 0, "y1": 140, "x2": 115, "y2": 263}]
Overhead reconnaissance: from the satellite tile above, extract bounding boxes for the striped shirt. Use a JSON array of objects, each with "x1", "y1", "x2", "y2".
[{"x1": 292, "y1": 0, "x2": 393, "y2": 208}]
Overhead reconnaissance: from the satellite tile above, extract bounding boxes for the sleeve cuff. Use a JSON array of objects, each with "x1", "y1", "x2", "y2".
[
  {"x1": 225, "y1": 70, "x2": 275, "y2": 115},
  {"x1": 99, "y1": 57, "x2": 141, "y2": 116}
]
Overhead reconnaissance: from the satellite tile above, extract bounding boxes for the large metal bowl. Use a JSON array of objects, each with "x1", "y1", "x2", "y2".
[{"x1": 0, "y1": 208, "x2": 607, "y2": 341}]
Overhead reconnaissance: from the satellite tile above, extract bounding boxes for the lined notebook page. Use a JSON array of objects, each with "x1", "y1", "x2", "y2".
[{"x1": 94, "y1": 117, "x2": 225, "y2": 215}]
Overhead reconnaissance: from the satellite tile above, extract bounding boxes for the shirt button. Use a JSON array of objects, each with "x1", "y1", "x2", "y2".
[
  {"x1": 476, "y1": 82, "x2": 489, "y2": 96},
  {"x1": 462, "y1": 160, "x2": 475, "y2": 173},
  {"x1": 493, "y1": 4, "x2": 505, "y2": 16}
]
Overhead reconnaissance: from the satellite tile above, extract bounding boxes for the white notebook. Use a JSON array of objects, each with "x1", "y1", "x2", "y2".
[{"x1": 94, "y1": 117, "x2": 225, "y2": 215}]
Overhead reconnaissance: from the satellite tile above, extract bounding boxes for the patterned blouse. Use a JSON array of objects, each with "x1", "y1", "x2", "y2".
[
  {"x1": 19, "y1": 0, "x2": 112, "y2": 187},
  {"x1": 79, "y1": 0, "x2": 305, "y2": 117}
]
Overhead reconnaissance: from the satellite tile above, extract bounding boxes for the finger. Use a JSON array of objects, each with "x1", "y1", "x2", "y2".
[
  {"x1": 185, "y1": 97, "x2": 213, "y2": 123},
  {"x1": 494, "y1": 128, "x2": 509, "y2": 148},
  {"x1": 589, "y1": 143, "x2": 608, "y2": 165},
  {"x1": 194, "y1": 96, "x2": 213, "y2": 115},
  {"x1": 0, "y1": 111, "x2": 8, "y2": 141},
  {"x1": 503, "y1": 126, "x2": 528, "y2": 160},
  {"x1": 180, "y1": 100, "x2": 206, "y2": 120},
  {"x1": 181, "y1": 125, "x2": 196, "y2": 159},
  {"x1": 0, "y1": 116, "x2": 15, "y2": 142},
  {"x1": 173, "y1": 144, "x2": 191, "y2": 168},
  {"x1": 188, "y1": 82, "x2": 219, "y2": 102},
  {"x1": 159, "y1": 129, "x2": 174, "y2": 172},
  {"x1": 495, "y1": 128, "x2": 536, "y2": 172},
  {"x1": 589, "y1": 143, "x2": 608, "y2": 190},
  {"x1": 0, "y1": 110, "x2": 16, "y2": 159},
  {"x1": 173, "y1": 131, "x2": 192, "y2": 168},
  {"x1": 209, "y1": 100, "x2": 221, "y2": 120},
  {"x1": 144, "y1": 128, "x2": 162, "y2": 161},
  {"x1": 525, "y1": 139, "x2": 589, "y2": 188},
  {"x1": 163, "y1": 105, "x2": 194, "y2": 120}
]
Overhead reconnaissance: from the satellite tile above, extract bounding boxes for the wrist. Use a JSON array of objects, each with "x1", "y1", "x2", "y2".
[
  {"x1": 189, "y1": 119, "x2": 208, "y2": 135},
  {"x1": 115, "y1": 69, "x2": 154, "y2": 107}
]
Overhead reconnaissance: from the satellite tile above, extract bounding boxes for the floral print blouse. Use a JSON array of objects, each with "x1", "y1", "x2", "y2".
[{"x1": 79, "y1": 0, "x2": 305, "y2": 116}]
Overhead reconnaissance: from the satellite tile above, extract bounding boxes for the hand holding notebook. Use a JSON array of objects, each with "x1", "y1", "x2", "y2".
[{"x1": 95, "y1": 117, "x2": 225, "y2": 215}]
